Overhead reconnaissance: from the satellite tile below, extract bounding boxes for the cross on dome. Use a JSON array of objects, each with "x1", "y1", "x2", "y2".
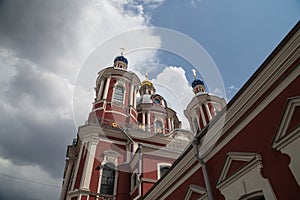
[{"x1": 192, "y1": 69, "x2": 197, "y2": 79}]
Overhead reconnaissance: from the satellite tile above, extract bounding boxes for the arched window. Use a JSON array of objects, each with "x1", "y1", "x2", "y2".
[
  {"x1": 100, "y1": 163, "x2": 115, "y2": 195},
  {"x1": 113, "y1": 86, "x2": 124, "y2": 103}
]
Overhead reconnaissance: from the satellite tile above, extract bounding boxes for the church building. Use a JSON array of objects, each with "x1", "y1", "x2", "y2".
[{"x1": 60, "y1": 21, "x2": 300, "y2": 200}]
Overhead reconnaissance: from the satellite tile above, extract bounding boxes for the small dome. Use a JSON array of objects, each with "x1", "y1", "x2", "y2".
[
  {"x1": 141, "y1": 80, "x2": 153, "y2": 87},
  {"x1": 192, "y1": 79, "x2": 204, "y2": 88},
  {"x1": 114, "y1": 55, "x2": 128, "y2": 64}
]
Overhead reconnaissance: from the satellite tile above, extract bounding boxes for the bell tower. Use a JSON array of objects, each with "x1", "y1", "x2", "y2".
[
  {"x1": 184, "y1": 69, "x2": 226, "y2": 133},
  {"x1": 88, "y1": 53, "x2": 141, "y2": 128}
]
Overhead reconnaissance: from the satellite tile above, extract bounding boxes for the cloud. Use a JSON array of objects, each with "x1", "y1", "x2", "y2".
[
  {"x1": 0, "y1": 0, "x2": 165, "y2": 199},
  {"x1": 226, "y1": 84, "x2": 239, "y2": 99},
  {"x1": 151, "y1": 66, "x2": 194, "y2": 129},
  {"x1": 0, "y1": 157, "x2": 60, "y2": 200}
]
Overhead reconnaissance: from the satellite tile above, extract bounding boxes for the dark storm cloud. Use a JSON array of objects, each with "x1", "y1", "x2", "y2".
[
  {"x1": 0, "y1": 0, "x2": 154, "y2": 199},
  {"x1": 4, "y1": 61, "x2": 69, "y2": 109},
  {"x1": 0, "y1": 0, "x2": 82, "y2": 71},
  {"x1": 0, "y1": 64, "x2": 76, "y2": 177},
  {"x1": 0, "y1": 104, "x2": 75, "y2": 177}
]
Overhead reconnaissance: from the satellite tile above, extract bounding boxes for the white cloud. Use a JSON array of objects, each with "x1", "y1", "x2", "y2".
[{"x1": 151, "y1": 66, "x2": 194, "y2": 129}]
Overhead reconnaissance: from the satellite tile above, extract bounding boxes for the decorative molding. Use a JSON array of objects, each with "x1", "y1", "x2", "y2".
[
  {"x1": 272, "y1": 96, "x2": 300, "y2": 150},
  {"x1": 272, "y1": 96, "x2": 300, "y2": 185},
  {"x1": 102, "y1": 150, "x2": 120, "y2": 166},
  {"x1": 216, "y1": 152, "x2": 262, "y2": 189},
  {"x1": 216, "y1": 152, "x2": 277, "y2": 200},
  {"x1": 184, "y1": 184, "x2": 207, "y2": 200}
]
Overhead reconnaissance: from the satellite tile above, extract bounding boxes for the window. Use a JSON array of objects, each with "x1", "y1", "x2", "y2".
[
  {"x1": 100, "y1": 163, "x2": 115, "y2": 195},
  {"x1": 153, "y1": 98, "x2": 161, "y2": 104},
  {"x1": 113, "y1": 86, "x2": 124, "y2": 103},
  {"x1": 157, "y1": 163, "x2": 171, "y2": 179},
  {"x1": 160, "y1": 165, "x2": 170, "y2": 177},
  {"x1": 155, "y1": 121, "x2": 163, "y2": 133}
]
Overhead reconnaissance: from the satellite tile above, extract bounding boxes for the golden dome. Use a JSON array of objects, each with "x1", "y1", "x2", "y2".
[{"x1": 141, "y1": 80, "x2": 153, "y2": 87}]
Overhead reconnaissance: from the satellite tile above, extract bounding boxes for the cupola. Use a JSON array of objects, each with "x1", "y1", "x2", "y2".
[
  {"x1": 113, "y1": 49, "x2": 128, "y2": 70},
  {"x1": 139, "y1": 72, "x2": 156, "y2": 95},
  {"x1": 191, "y1": 69, "x2": 206, "y2": 94}
]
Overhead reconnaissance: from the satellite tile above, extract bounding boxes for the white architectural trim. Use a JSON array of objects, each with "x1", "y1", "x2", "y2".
[
  {"x1": 157, "y1": 163, "x2": 171, "y2": 179},
  {"x1": 80, "y1": 139, "x2": 98, "y2": 190},
  {"x1": 216, "y1": 152, "x2": 276, "y2": 200},
  {"x1": 131, "y1": 169, "x2": 138, "y2": 192},
  {"x1": 240, "y1": 190, "x2": 264, "y2": 200},
  {"x1": 130, "y1": 84, "x2": 134, "y2": 106},
  {"x1": 97, "y1": 80, "x2": 104, "y2": 100},
  {"x1": 184, "y1": 184, "x2": 207, "y2": 200},
  {"x1": 205, "y1": 104, "x2": 212, "y2": 121},
  {"x1": 70, "y1": 144, "x2": 85, "y2": 191},
  {"x1": 199, "y1": 106, "x2": 207, "y2": 126},
  {"x1": 272, "y1": 96, "x2": 300, "y2": 185},
  {"x1": 272, "y1": 96, "x2": 300, "y2": 149},
  {"x1": 97, "y1": 150, "x2": 120, "y2": 196},
  {"x1": 103, "y1": 76, "x2": 111, "y2": 100},
  {"x1": 208, "y1": 65, "x2": 300, "y2": 161},
  {"x1": 59, "y1": 159, "x2": 74, "y2": 200}
]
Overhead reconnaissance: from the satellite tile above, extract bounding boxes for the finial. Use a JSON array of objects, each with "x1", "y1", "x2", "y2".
[
  {"x1": 192, "y1": 69, "x2": 197, "y2": 79},
  {"x1": 145, "y1": 71, "x2": 149, "y2": 80},
  {"x1": 120, "y1": 48, "x2": 126, "y2": 56}
]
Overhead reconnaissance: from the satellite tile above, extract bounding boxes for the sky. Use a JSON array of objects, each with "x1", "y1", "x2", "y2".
[{"x1": 0, "y1": 0, "x2": 299, "y2": 199}]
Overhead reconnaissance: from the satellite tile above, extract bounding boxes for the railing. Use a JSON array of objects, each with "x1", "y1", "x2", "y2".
[{"x1": 89, "y1": 116, "x2": 171, "y2": 134}]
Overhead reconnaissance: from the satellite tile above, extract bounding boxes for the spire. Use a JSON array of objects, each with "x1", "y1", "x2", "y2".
[
  {"x1": 120, "y1": 47, "x2": 125, "y2": 56},
  {"x1": 145, "y1": 71, "x2": 149, "y2": 80}
]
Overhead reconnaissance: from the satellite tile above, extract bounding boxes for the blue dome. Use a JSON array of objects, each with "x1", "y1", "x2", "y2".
[
  {"x1": 192, "y1": 79, "x2": 204, "y2": 88},
  {"x1": 114, "y1": 55, "x2": 128, "y2": 64}
]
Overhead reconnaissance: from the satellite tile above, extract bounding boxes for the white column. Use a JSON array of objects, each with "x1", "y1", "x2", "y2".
[
  {"x1": 59, "y1": 160, "x2": 73, "y2": 200},
  {"x1": 70, "y1": 144, "x2": 85, "y2": 191},
  {"x1": 199, "y1": 106, "x2": 207, "y2": 126},
  {"x1": 142, "y1": 112, "x2": 145, "y2": 131},
  {"x1": 167, "y1": 117, "x2": 171, "y2": 131},
  {"x1": 133, "y1": 87, "x2": 137, "y2": 108},
  {"x1": 130, "y1": 84, "x2": 134, "y2": 106},
  {"x1": 97, "y1": 166, "x2": 103, "y2": 194},
  {"x1": 80, "y1": 139, "x2": 98, "y2": 190},
  {"x1": 97, "y1": 80, "x2": 104, "y2": 100},
  {"x1": 205, "y1": 104, "x2": 213, "y2": 121},
  {"x1": 171, "y1": 118, "x2": 174, "y2": 130},
  {"x1": 147, "y1": 112, "x2": 151, "y2": 131},
  {"x1": 103, "y1": 76, "x2": 111, "y2": 100}
]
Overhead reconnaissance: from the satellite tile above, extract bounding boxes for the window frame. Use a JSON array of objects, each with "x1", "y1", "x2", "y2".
[
  {"x1": 155, "y1": 120, "x2": 164, "y2": 134},
  {"x1": 157, "y1": 163, "x2": 171, "y2": 179},
  {"x1": 113, "y1": 85, "x2": 125, "y2": 104},
  {"x1": 100, "y1": 163, "x2": 116, "y2": 195}
]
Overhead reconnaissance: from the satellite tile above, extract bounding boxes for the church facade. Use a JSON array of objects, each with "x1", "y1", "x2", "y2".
[{"x1": 60, "y1": 22, "x2": 300, "y2": 200}]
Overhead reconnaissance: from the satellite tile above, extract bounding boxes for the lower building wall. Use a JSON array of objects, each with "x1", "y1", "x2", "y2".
[{"x1": 162, "y1": 67, "x2": 300, "y2": 199}]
